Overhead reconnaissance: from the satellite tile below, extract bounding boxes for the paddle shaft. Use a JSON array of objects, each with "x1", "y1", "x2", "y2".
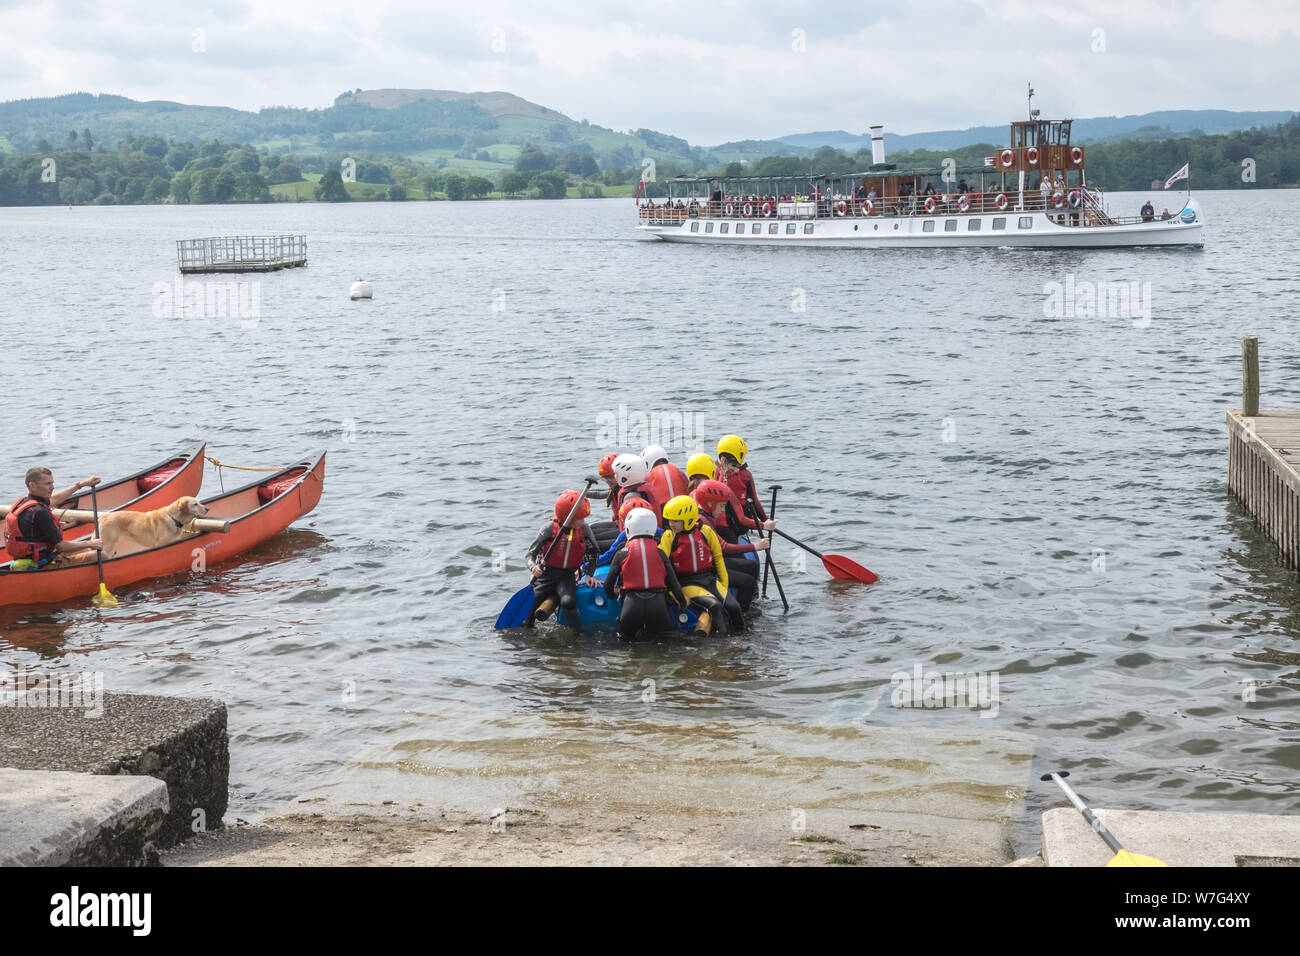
[
  {"x1": 761, "y1": 485, "x2": 780, "y2": 598},
  {"x1": 747, "y1": 478, "x2": 788, "y2": 612},
  {"x1": 1042, "y1": 772, "x2": 1124, "y2": 855},
  {"x1": 90, "y1": 486, "x2": 108, "y2": 591},
  {"x1": 773, "y1": 526, "x2": 826, "y2": 560},
  {"x1": 537, "y1": 478, "x2": 596, "y2": 569}
]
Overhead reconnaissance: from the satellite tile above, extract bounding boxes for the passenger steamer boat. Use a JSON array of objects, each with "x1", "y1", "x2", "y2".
[{"x1": 637, "y1": 102, "x2": 1204, "y2": 249}]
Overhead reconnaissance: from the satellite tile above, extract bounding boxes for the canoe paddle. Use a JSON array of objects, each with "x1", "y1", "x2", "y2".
[
  {"x1": 493, "y1": 477, "x2": 596, "y2": 630},
  {"x1": 743, "y1": 478, "x2": 787, "y2": 611},
  {"x1": 761, "y1": 485, "x2": 778, "y2": 598},
  {"x1": 88, "y1": 483, "x2": 117, "y2": 608},
  {"x1": 1041, "y1": 771, "x2": 1167, "y2": 867},
  {"x1": 771, "y1": 527, "x2": 877, "y2": 584}
]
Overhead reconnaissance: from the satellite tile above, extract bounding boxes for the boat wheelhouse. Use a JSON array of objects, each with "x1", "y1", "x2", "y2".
[{"x1": 637, "y1": 111, "x2": 1203, "y2": 249}]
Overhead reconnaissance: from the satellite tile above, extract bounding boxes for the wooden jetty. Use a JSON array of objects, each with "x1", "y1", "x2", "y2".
[
  {"x1": 1226, "y1": 336, "x2": 1300, "y2": 567},
  {"x1": 177, "y1": 235, "x2": 307, "y2": 274}
]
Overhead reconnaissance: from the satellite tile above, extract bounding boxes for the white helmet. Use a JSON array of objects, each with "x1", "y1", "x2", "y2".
[
  {"x1": 612, "y1": 453, "x2": 649, "y2": 488},
  {"x1": 640, "y1": 444, "x2": 669, "y2": 467},
  {"x1": 624, "y1": 508, "x2": 658, "y2": 539}
]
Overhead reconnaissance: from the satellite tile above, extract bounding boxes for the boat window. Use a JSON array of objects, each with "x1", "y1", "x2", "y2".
[
  {"x1": 1019, "y1": 217, "x2": 1032, "y2": 229},
  {"x1": 873, "y1": 224, "x2": 879, "y2": 231},
  {"x1": 786, "y1": 223, "x2": 797, "y2": 234},
  {"x1": 923, "y1": 221, "x2": 935, "y2": 232},
  {"x1": 752, "y1": 223, "x2": 762, "y2": 234},
  {"x1": 968, "y1": 219, "x2": 981, "y2": 231},
  {"x1": 705, "y1": 222, "x2": 714, "y2": 233},
  {"x1": 944, "y1": 220, "x2": 958, "y2": 232},
  {"x1": 720, "y1": 223, "x2": 729, "y2": 234},
  {"x1": 992, "y1": 218, "x2": 1006, "y2": 230},
  {"x1": 803, "y1": 223, "x2": 814, "y2": 234},
  {"x1": 690, "y1": 222, "x2": 699, "y2": 232},
  {"x1": 768, "y1": 223, "x2": 778, "y2": 234}
]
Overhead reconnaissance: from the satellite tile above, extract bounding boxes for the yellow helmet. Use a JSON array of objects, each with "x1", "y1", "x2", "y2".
[
  {"x1": 686, "y1": 453, "x2": 716, "y2": 480},
  {"x1": 662, "y1": 494, "x2": 699, "y2": 532},
  {"x1": 717, "y1": 434, "x2": 748, "y2": 466}
]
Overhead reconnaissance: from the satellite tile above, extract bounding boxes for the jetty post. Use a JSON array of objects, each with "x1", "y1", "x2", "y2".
[{"x1": 1226, "y1": 336, "x2": 1300, "y2": 567}]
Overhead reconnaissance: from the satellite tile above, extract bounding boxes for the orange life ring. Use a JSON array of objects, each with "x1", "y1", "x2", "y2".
[
  {"x1": 994, "y1": 193, "x2": 1008, "y2": 211},
  {"x1": 861, "y1": 199, "x2": 873, "y2": 216},
  {"x1": 743, "y1": 203, "x2": 753, "y2": 217},
  {"x1": 724, "y1": 203, "x2": 734, "y2": 216},
  {"x1": 1068, "y1": 189, "x2": 1082, "y2": 208},
  {"x1": 1052, "y1": 191, "x2": 1066, "y2": 209},
  {"x1": 762, "y1": 202, "x2": 772, "y2": 217},
  {"x1": 835, "y1": 200, "x2": 848, "y2": 216},
  {"x1": 1070, "y1": 146, "x2": 1083, "y2": 165},
  {"x1": 1000, "y1": 149, "x2": 1014, "y2": 168},
  {"x1": 924, "y1": 196, "x2": 937, "y2": 214},
  {"x1": 1026, "y1": 147, "x2": 1039, "y2": 166},
  {"x1": 957, "y1": 195, "x2": 970, "y2": 213}
]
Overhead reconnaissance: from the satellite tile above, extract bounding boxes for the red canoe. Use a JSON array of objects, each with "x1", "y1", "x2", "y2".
[
  {"x1": 0, "y1": 451, "x2": 325, "y2": 607},
  {"x1": 1, "y1": 442, "x2": 206, "y2": 542}
]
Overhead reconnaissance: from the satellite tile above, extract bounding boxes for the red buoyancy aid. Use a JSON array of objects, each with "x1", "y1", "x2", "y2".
[
  {"x1": 543, "y1": 519, "x2": 586, "y2": 570},
  {"x1": 723, "y1": 468, "x2": 766, "y2": 521},
  {"x1": 646, "y1": 464, "x2": 688, "y2": 513},
  {"x1": 4, "y1": 497, "x2": 60, "y2": 561},
  {"x1": 620, "y1": 537, "x2": 667, "y2": 591},
  {"x1": 668, "y1": 526, "x2": 714, "y2": 575}
]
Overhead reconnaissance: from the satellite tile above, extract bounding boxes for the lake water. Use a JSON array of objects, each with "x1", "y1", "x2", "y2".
[{"x1": 1, "y1": 190, "x2": 1298, "y2": 855}]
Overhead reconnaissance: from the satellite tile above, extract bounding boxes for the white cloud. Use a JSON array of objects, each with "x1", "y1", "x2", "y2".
[{"x1": 0, "y1": 0, "x2": 1295, "y2": 143}]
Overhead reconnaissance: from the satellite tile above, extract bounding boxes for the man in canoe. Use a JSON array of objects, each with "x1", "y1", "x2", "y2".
[{"x1": 4, "y1": 467, "x2": 103, "y2": 569}]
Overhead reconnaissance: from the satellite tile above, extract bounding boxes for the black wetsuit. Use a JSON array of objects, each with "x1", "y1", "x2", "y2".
[
  {"x1": 525, "y1": 522, "x2": 600, "y2": 629},
  {"x1": 604, "y1": 539, "x2": 688, "y2": 641}
]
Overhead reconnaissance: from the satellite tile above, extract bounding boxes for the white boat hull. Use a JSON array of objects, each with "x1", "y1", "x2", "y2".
[{"x1": 638, "y1": 205, "x2": 1203, "y2": 249}]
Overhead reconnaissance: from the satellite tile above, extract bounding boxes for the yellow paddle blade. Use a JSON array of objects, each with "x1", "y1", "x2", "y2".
[
  {"x1": 1107, "y1": 849, "x2": 1167, "y2": 867},
  {"x1": 92, "y1": 584, "x2": 118, "y2": 608}
]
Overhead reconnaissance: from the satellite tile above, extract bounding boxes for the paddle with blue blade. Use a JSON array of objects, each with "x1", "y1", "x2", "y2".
[{"x1": 494, "y1": 477, "x2": 596, "y2": 629}]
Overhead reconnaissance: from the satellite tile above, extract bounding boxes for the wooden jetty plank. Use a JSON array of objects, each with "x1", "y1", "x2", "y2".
[{"x1": 1227, "y1": 408, "x2": 1300, "y2": 568}]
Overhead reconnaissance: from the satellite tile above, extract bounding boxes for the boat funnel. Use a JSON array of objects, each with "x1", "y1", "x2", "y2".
[{"x1": 870, "y1": 125, "x2": 885, "y2": 165}]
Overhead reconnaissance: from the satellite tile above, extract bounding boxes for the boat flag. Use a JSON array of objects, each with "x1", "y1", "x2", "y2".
[
  {"x1": 634, "y1": 178, "x2": 645, "y2": 204},
  {"x1": 1163, "y1": 163, "x2": 1189, "y2": 190}
]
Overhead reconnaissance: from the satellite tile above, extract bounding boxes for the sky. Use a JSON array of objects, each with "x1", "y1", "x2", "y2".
[{"x1": 2, "y1": 0, "x2": 1298, "y2": 144}]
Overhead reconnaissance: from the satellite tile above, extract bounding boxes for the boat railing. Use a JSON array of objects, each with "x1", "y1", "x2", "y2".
[{"x1": 641, "y1": 191, "x2": 1105, "y2": 222}]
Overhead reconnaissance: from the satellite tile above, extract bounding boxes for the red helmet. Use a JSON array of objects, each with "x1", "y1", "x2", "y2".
[
  {"x1": 618, "y1": 496, "x2": 653, "y2": 526},
  {"x1": 554, "y1": 490, "x2": 591, "y2": 524},
  {"x1": 692, "y1": 480, "x2": 731, "y2": 511},
  {"x1": 597, "y1": 452, "x2": 619, "y2": 478}
]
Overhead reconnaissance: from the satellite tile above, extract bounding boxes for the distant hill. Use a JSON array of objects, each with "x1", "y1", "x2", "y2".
[
  {"x1": 0, "y1": 90, "x2": 699, "y2": 174},
  {"x1": 768, "y1": 109, "x2": 1298, "y2": 155}
]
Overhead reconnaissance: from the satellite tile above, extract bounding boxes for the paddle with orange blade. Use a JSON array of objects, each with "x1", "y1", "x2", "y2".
[{"x1": 771, "y1": 528, "x2": 877, "y2": 584}]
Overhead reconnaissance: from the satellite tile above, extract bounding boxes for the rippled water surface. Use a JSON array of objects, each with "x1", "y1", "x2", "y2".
[{"x1": 2, "y1": 192, "x2": 1298, "y2": 852}]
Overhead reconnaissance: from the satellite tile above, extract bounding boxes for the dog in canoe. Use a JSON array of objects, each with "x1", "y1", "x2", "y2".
[{"x1": 61, "y1": 496, "x2": 209, "y2": 563}]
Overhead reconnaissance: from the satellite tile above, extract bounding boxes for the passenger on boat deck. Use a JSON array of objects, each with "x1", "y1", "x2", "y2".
[
  {"x1": 1140, "y1": 199, "x2": 1155, "y2": 221},
  {"x1": 4, "y1": 467, "x2": 103, "y2": 570},
  {"x1": 1160, "y1": 208, "x2": 1172, "y2": 220}
]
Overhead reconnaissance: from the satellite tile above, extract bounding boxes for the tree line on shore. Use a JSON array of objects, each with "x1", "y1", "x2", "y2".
[{"x1": 1, "y1": 116, "x2": 1297, "y2": 206}]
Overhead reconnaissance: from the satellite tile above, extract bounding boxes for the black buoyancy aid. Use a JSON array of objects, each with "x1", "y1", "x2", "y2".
[
  {"x1": 3, "y1": 497, "x2": 60, "y2": 561},
  {"x1": 543, "y1": 520, "x2": 586, "y2": 569},
  {"x1": 620, "y1": 537, "x2": 666, "y2": 591},
  {"x1": 668, "y1": 526, "x2": 713, "y2": 575}
]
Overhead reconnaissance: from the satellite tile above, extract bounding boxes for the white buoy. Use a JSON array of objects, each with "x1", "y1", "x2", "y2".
[{"x1": 349, "y1": 279, "x2": 373, "y2": 300}]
